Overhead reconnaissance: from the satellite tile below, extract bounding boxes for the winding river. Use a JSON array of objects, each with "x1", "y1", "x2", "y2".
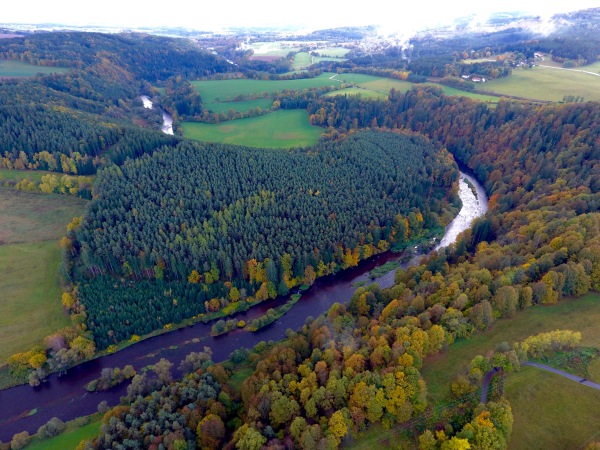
[{"x1": 0, "y1": 170, "x2": 487, "y2": 441}]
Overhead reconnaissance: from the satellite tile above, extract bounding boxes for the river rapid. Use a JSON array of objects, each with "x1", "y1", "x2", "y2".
[
  {"x1": 0, "y1": 170, "x2": 487, "y2": 441},
  {"x1": 140, "y1": 95, "x2": 174, "y2": 135}
]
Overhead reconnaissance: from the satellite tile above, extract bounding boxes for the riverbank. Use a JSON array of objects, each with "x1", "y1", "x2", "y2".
[{"x1": 0, "y1": 171, "x2": 487, "y2": 441}]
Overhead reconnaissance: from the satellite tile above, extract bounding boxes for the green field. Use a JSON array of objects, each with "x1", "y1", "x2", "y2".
[
  {"x1": 506, "y1": 367, "x2": 600, "y2": 450},
  {"x1": 483, "y1": 65, "x2": 600, "y2": 102},
  {"x1": 0, "y1": 169, "x2": 50, "y2": 184},
  {"x1": 589, "y1": 358, "x2": 600, "y2": 383},
  {"x1": 25, "y1": 419, "x2": 101, "y2": 450},
  {"x1": 192, "y1": 72, "x2": 340, "y2": 104},
  {"x1": 332, "y1": 73, "x2": 500, "y2": 103},
  {"x1": 182, "y1": 109, "x2": 323, "y2": 148},
  {"x1": 334, "y1": 73, "x2": 414, "y2": 93},
  {"x1": 292, "y1": 52, "x2": 313, "y2": 70},
  {"x1": 422, "y1": 293, "x2": 600, "y2": 404},
  {"x1": 0, "y1": 188, "x2": 87, "y2": 361},
  {"x1": 436, "y1": 85, "x2": 501, "y2": 103},
  {"x1": 204, "y1": 97, "x2": 274, "y2": 115},
  {"x1": 0, "y1": 60, "x2": 69, "y2": 77}
]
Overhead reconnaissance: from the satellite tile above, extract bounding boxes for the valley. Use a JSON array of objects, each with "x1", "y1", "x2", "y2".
[{"x1": 0, "y1": 6, "x2": 599, "y2": 449}]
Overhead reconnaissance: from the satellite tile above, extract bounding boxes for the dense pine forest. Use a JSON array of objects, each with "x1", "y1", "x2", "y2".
[{"x1": 68, "y1": 131, "x2": 458, "y2": 348}]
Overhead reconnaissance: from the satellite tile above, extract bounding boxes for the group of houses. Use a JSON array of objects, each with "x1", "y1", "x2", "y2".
[{"x1": 461, "y1": 74, "x2": 486, "y2": 82}]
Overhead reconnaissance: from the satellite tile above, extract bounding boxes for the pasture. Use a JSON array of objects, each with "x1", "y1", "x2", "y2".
[
  {"x1": 332, "y1": 73, "x2": 500, "y2": 103},
  {"x1": 0, "y1": 60, "x2": 68, "y2": 77},
  {"x1": 0, "y1": 188, "x2": 87, "y2": 362},
  {"x1": 422, "y1": 293, "x2": 600, "y2": 404},
  {"x1": 192, "y1": 72, "x2": 340, "y2": 104},
  {"x1": 25, "y1": 418, "x2": 101, "y2": 450},
  {"x1": 182, "y1": 109, "x2": 323, "y2": 148},
  {"x1": 483, "y1": 65, "x2": 600, "y2": 102},
  {"x1": 506, "y1": 367, "x2": 600, "y2": 450}
]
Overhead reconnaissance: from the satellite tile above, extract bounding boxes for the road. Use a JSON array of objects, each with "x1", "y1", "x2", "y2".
[
  {"x1": 537, "y1": 64, "x2": 600, "y2": 77},
  {"x1": 481, "y1": 361, "x2": 600, "y2": 404},
  {"x1": 522, "y1": 361, "x2": 600, "y2": 390}
]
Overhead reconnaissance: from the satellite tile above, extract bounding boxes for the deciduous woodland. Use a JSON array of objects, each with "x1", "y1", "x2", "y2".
[{"x1": 0, "y1": 24, "x2": 599, "y2": 450}]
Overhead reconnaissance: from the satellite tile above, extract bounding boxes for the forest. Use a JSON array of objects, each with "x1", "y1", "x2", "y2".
[
  {"x1": 68, "y1": 131, "x2": 458, "y2": 349},
  {"x1": 0, "y1": 23, "x2": 599, "y2": 450}
]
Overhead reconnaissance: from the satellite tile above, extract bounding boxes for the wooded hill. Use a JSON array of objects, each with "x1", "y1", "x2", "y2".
[{"x1": 68, "y1": 131, "x2": 458, "y2": 349}]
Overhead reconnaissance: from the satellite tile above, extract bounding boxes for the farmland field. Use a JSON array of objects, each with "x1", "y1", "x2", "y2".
[
  {"x1": 204, "y1": 97, "x2": 274, "y2": 114},
  {"x1": 192, "y1": 72, "x2": 340, "y2": 104},
  {"x1": 506, "y1": 367, "x2": 600, "y2": 450},
  {"x1": 421, "y1": 293, "x2": 600, "y2": 404},
  {"x1": 182, "y1": 109, "x2": 323, "y2": 148},
  {"x1": 334, "y1": 73, "x2": 414, "y2": 93},
  {"x1": 0, "y1": 60, "x2": 69, "y2": 77},
  {"x1": 333, "y1": 73, "x2": 501, "y2": 102},
  {"x1": 436, "y1": 85, "x2": 501, "y2": 103},
  {"x1": 0, "y1": 188, "x2": 87, "y2": 361},
  {"x1": 192, "y1": 73, "x2": 343, "y2": 114},
  {"x1": 483, "y1": 65, "x2": 600, "y2": 102},
  {"x1": 26, "y1": 419, "x2": 101, "y2": 450},
  {"x1": 0, "y1": 169, "x2": 51, "y2": 184}
]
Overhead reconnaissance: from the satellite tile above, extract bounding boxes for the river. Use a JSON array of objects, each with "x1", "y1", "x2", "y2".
[
  {"x1": 140, "y1": 95, "x2": 174, "y2": 135},
  {"x1": 0, "y1": 170, "x2": 487, "y2": 441}
]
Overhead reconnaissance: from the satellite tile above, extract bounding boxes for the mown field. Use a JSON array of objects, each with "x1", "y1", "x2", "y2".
[
  {"x1": 0, "y1": 188, "x2": 87, "y2": 362},
  {"x1": 0, "y1": 60, "x2": 69, "y2": 77},
  {"x1": 333, "y1": 73, "x2": 500, "y2": 103},
  {"x1": 292, "y1": 51, "x2": 347, "y2": 70},
  {"x1": 483, "y1": 65, "x2": 600, "y2": 102},
  {"x1": 182, "y1": 109, "x2": 323, "y2": 148},
  {"x1": 25, "y1": 419, "x2": 101, "y2": 450},
  {"x1": 506, "y1": 367, "x2": 600, "y2": 450},
  {"x1": 191, "y1": 72, "x2": 340, "y2": 105},
  {"x1": 0, "y1": 169, "x2": 51, "y2": 184},
  {"x1": 422, "y1": 293, "x2": 600, "y2": 404},
  {"x1": 204, "y1": 97, "x2": 274, "y2": 114}
]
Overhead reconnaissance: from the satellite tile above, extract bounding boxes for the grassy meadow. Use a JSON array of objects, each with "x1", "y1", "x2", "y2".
[
  {"x1": 506, "y1": 367, "x2": 600, "y2": 450},
  {"x1": 182, "y1": 109, "x2": 323, "y2": 148},
  {"x1": 0, "y1": 60, "x2": 69, "y2": 77},
  {"x1": 0, "y1": 169, "x2": 51, "y2": 184},
  {"x1": 191, "y1": 72, "x2": 340, "y2": 108},
  {"x1": 422, "y1": 293, "x2": 600, "y2": 404},
  {"x1": 483, "y1": 65, "x2": 600, "y2": 102},
  {"x1": 25, "y1": 419, "x2": 101, "y2": 450},
  {"x1": 0, "y1": 188, "x2": 87, "y2": 361}
]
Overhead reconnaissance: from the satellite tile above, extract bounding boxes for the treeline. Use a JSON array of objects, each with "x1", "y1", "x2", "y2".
[
  {"x1": 69, "y1": 131, "x2": 458, "y2": 348},
  {"x1": 0, "y1": 32, "x2": 235, "y2": 82},
  {"x1": 0, "y1": 98, "x2": 179, "y2": 174},
  {"x1": 405, "y1": 57, "x2": 511, "y2": 79}
]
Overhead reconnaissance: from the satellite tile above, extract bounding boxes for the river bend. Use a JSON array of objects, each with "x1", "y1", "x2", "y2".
[{"x1": 0, "y1": 171, "x2": 487, "y2": 440}]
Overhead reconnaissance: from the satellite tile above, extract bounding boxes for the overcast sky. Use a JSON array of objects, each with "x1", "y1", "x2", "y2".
[{"x1": 2, "y1": 0, "x2": 599, "y2": 32}]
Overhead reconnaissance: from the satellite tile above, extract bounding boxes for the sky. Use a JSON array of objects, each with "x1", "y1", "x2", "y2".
[{"x1": 2, "y1": 0, "x2": 599, "y2": 32}]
